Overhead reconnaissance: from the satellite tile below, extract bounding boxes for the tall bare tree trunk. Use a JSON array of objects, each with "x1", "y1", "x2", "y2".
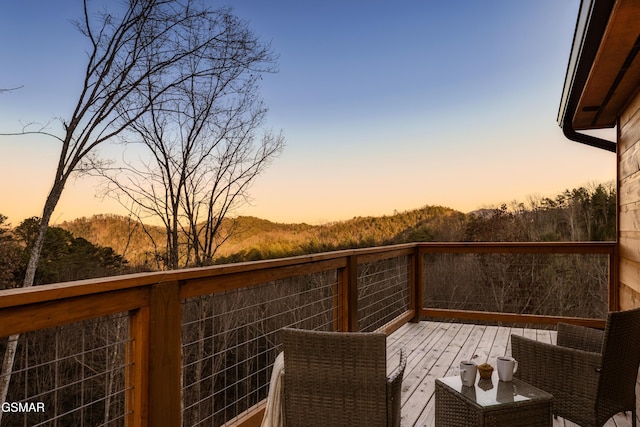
[{"x1": 0, "y1": 181, "x2": 65, "y2": 424}]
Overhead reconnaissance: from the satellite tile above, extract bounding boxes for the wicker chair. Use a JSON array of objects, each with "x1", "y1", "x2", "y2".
[
  {"x1": 280, "y1": 328, "x2": 406, "y2": 427},
  {"x1": 511, "y1": 308, "x2": 640, "y2": 427}
]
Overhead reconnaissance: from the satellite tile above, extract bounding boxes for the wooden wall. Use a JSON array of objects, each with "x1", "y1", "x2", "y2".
[{"x1": 618, "y1": 88, "x2": 640, "y2": 310}]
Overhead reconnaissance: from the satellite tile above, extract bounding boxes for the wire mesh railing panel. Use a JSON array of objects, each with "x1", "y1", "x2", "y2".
[
  {"x1": 181, "y1": 270, "x2": 338, "y2": 427},
  {"x1": 423, "y1": 252, "x2": 608, "y2": 320},
  {"x1": 0, "y1": 313, "x2": 130, "y2": 427},
  {"x1": 357, "y1": 256, "x2": 410, "y2": 332}
]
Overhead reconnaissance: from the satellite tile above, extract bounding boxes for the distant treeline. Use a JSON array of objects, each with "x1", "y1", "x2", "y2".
[{"x1": 0, "y1": 182, "x2": 615, "y2": 288}]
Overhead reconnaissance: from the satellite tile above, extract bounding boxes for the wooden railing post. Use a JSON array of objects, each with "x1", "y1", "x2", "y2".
[
  {"x1": 127, "y1": 306, "x2": 149, "y2": 427},
  {"x1": 148, "y1": 282, "x2": 182, "y2": 427},
  {"x1": 411, "y1": 246, "x2": 423, "y2": 323},
  {"x1": 609, "y1": 247, "x2": 619, "y2": 311},
  {"x1": 338, "y1": 256, "x2": 359, "y2": 331}
]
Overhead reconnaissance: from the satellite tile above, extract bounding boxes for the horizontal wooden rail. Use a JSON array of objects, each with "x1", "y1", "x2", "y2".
[
  {"x1": 0, "y1": 242, "x2": 614, "y2": 311},
  {"x1": 422, "y1": 308, "x2": 607, "y2": 329},
  {"x1": 418, "y1": 241, "x2": 616, "y2": 254},
  {"x1": 0, "y1": 287, "x2": 149, "y2": 337}
]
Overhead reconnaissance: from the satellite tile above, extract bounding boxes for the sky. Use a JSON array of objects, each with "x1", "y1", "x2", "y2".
[{"x1": 0, "y1": 0, "x2": 616, "y2": 226}]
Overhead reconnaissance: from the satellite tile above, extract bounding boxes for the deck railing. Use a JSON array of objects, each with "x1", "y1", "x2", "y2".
[
  {"x1": 418, "y1": 242, "x2": 617, "y2": 327},
  {"x1": 0, "y1": 241, "x2": 616, "y2": 427}
]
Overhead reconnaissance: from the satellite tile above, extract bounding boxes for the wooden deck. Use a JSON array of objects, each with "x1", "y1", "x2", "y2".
[{"x1": 387, "y1": 321, "x2": 639, "y2": 427}]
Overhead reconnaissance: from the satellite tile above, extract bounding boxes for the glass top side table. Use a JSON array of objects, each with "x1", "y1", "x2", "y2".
[{"x1": 435, "y1": 371, "x2": 553, "y2": 427}]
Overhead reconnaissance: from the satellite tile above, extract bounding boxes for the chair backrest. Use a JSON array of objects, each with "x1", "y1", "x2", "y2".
[
  {"x1": 598, "y1": 307, "x2": 640, "y2": 406},
  {"x1": 281, "y1": 328, "x2": 388, "y2": 427}
]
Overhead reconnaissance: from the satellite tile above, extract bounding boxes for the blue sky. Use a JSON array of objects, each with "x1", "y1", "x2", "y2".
[{"x1": 0, "y1": 1, "x2": 615, "y2": 225}]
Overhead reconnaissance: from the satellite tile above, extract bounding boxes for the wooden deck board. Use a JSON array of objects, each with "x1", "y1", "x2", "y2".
[{"x1": 389, "y1": 321, "x2": 637, "y2": 427}]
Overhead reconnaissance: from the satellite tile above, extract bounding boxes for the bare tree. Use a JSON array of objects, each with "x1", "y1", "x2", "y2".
[
  {"x1": 184, "y1": 130, "x2": 284, "y2": 267},
  {"x1": 0, "y1": 86, "x2": 23, "y2": 94},
  {"x1": 1, "y1": 0, "x2": 277, "y2": 418},
  {"x1": 96, "y1": 11, "x2": 283, "y2": 269}
]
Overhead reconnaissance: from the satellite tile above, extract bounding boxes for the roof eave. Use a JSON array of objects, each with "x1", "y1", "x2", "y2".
[{"x1": 557, "y1": 0, "x2": 617, "y2": 152}]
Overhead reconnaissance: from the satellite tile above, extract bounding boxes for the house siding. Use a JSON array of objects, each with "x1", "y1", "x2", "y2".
[{"x1": 618, "y1": 88, "x2": 640, "y2": 310}]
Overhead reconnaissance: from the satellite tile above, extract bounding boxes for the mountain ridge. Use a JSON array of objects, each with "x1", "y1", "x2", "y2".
[
  {"x1": 58, "y1": 181, "x2": 617, "y2": 267},
  {"x1": 59, "y1": 204, "x2": 466, "y2": 266}
]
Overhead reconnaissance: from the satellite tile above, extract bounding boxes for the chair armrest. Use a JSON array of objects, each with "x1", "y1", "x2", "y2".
[
  {"x1": 557, "y1": 323, "x2": 604, "y2": 353},
  {"x1": 511, "y1": 334, "x2": 601, "y2": 419},
  {"x1": 386, "y1": 350, "x2": 406, "y2": 427}
]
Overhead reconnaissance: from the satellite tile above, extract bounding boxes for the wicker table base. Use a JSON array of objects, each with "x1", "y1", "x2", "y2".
[{"x1": 435, "y1": 372, "x2": 553, "y2": 427}]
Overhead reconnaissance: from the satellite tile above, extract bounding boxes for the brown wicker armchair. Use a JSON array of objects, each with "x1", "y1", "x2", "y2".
[
  {"x1": 280, "y1": 328, "x2": 406, "y2": 427},
  {"x1": 511, "y1": 308, "x2": 640, "y2": 427}
]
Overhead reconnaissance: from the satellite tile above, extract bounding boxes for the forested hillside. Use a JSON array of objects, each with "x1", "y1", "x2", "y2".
[
  {"x1": 57, "y1": 205, "x2": 467, "y2": 266},
  {"x1": 0, "y1": 182, "x2": 616, "y2": 286},
  {"x1": 60, "y1": 182, "x2": 616, "y2": 264},
  {"x1": 0, "y1": 215, "x2": 127, "y2": 289}
]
